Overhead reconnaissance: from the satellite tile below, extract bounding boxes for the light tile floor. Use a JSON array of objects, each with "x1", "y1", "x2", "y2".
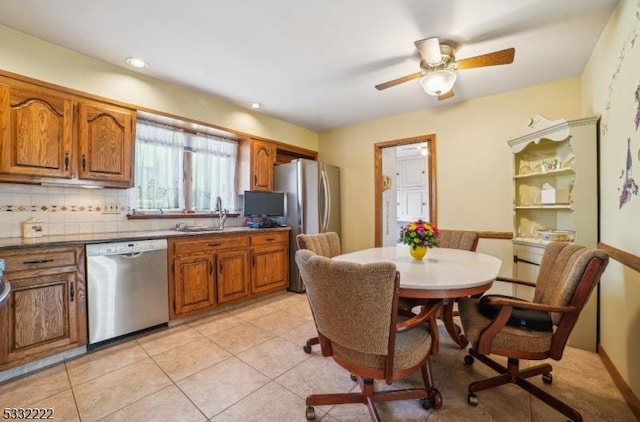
[{"x1": 0, "y1": 291, "x2": 635, "y2": 421}]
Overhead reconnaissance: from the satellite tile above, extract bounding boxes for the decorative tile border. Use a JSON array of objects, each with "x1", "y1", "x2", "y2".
[{"x1": 0, "y1": 204, "x2": 118, "y2": 212}]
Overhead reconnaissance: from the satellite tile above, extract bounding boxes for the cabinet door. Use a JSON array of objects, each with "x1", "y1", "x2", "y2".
[
  {"x1": 217, "y1": 250, "x2": 249, "y2": 304},
  {"x1": 0, "y1": 81, "x2": 74, "y2": 178},
  {"x1": 172, "y1": 254, "x2": 216, "y2": 317},
  {"x1": 250, "y1": 244, "x2": 288, "y2": 294},
  {"x1": 0, "y1": 272, "x2": 80, "y2": 366},
  {"x1": 251, "y1": 139, "x2": 274, "y2": 191},
  {"x1": 397, "y1": 157, "x2": 426, "y2": 187},
  {"x1": 77, "y1": 101, "x2": 135, "y2": 186},
  {"x1": 398, "y1": 188, "x2": 427, "y2": 220}
]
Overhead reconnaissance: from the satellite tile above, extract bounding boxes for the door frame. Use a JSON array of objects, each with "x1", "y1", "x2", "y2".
[{"x1": 374, "y1": 135, "x2": 437, "y2": 247}]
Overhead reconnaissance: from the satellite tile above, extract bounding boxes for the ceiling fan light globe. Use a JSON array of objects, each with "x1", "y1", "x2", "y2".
[{"x1": 419, "y1": 70, "x2": 457, "y2": 96}]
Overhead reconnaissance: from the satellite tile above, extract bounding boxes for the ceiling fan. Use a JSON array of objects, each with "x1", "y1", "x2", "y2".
[{"x1": 375, "y1": 37, "x2": 515, "y2": 100}]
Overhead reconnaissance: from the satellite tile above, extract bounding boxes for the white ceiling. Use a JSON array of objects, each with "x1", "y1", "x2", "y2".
[{"x1": 0, "y1": 0, "x2": 619, "y2": 132}]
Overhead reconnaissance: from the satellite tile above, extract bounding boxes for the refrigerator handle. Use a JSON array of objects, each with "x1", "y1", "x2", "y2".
[
  {"x1": 320, "y1": 168, "x2": 330, "y2": 232},
  {"x1": 297, "y1": 160, "x2": 305, "y2": 233}
]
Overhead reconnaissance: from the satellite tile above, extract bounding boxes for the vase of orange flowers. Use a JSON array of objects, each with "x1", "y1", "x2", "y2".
[{"x1": 399, "y1": 220, "x2": 439, "y2": 260}]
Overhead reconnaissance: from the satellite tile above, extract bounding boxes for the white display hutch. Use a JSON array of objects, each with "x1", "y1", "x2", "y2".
[{"x1": 508, "y1": 115, "x2": 599, "y2": 351}]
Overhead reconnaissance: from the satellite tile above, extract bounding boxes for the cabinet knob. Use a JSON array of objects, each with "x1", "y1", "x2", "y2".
[
  {"x1": 64, "y1": 153, "x2": 70, "y2": 171},
  {"x1": 82, "y1": 155, "x2": 87, "y2": 172}
]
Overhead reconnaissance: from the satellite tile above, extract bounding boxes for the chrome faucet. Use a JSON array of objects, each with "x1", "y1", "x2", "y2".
[{"x1": 215, "y1": 196, "x2": 227, "y2": 229}]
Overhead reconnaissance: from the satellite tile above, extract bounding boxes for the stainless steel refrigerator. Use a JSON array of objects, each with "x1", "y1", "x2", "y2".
[{"x1": 274, "y1": 159, "x2": 341, "y2": 292}]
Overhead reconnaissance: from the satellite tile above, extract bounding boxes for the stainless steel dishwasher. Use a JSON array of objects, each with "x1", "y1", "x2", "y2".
[{"x1": 86, "y1": 239, "x2": 169, "y2": 345}]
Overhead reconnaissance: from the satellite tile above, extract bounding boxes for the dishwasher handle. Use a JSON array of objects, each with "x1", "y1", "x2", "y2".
[{"x1": 120, "y1": 252, "x2": 144, "y2": 258}]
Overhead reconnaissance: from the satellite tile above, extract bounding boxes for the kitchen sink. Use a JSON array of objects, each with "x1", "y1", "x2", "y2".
[{"x1": 177, "y1": 226, "x2": 224, "y2": 232}]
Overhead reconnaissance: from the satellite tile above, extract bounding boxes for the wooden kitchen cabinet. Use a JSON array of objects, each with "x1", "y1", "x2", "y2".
[
  {"x1": 169, "y1": 234, "x2": 250, "y2": 319},
  {"x1": 76, "y1": 100, "x2": 134, "y2": 185},
  {"x1": 237, "y1": 137, "x2": 317, "y2": 193},
  {"x1": 169, "y1": 230, "x2": 289, "y2": 319},
  {"x1": 0, "y1": 72, "x2": 135, "y2": 188},
  {"x1": 0, "y1": 78, "x2": 74, "y2": 179},
  {"x1": 251, "y1": 139, "x2": 275, "y2": 191},
  {"x1": 217, "y1": 250, "x2": 250, "y2": 304},
  {"x1": 250, "y1": 231, "x2": 289, "y2": 294},
  {"x1": 172, "y1": 253, "x2": 216, "y2": 316},
  {"x1": 0, "y1": 245, "x2": 86, "y2": 370}
]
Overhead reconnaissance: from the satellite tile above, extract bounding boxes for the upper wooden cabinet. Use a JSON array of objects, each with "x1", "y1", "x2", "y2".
[
  {"x1": 0, "y1": 80, "x2": 74, "y2": 179},
  {"x1": 77, "y1": 101, "x2": 134, "y2": 184},
  {"x1": 238, "y1": 137, "x2": 317, "y2": 193},
  {"x1": 251, "y1": 139, "x2": 275, "y2": 191},
  {"x1": 0, "y1": 73, "x2": 135, "y2": 188}
]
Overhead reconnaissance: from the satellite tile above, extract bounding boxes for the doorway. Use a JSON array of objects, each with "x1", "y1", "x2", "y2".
[{"x1": 374, "y1": 135, "x2": 437, "y2": 247}]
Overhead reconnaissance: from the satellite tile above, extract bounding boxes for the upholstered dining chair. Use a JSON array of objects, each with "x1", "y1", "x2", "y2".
[
  {"x1": 295, "y1": 249, "x2": 442, "y2": 421},
  {"x1": 458, "y1": 242, "x2": 609, "y2": 422},
  {"x1": 296, "y1": 232, "x2": 341, "y2": 353}
]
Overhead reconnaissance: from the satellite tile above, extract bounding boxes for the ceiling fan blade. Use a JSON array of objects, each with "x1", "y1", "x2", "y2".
[
  {"x1": 414, "y1": 37, "x2": 442, "y2": 64},
  {"x1": 455, "y1": 48, "x2": 515, "y2": 70},
  {"x1": 375, "y1": 72, "x2": 423, "y2": 91},
  {"x1": 437, "y1": 90, "x2": 455, "y2": 101}
]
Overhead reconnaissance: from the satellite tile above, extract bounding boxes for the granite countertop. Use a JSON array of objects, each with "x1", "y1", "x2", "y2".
[{"x1": 0, "y1": 226, "x2": 291, "y2": 250}]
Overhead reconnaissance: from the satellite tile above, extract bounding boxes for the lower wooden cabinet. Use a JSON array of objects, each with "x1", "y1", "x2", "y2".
[
  {"x1": 169, "y1": 230, "x2": 289, "y2": 319},
  {"x1": 173, "y1": 254, "x2": 216, "y2": 316},
  {"x1": 217, "y1": 250, "x2": 250, "y2": 304},
  {"x1": 251, "y1": 244, "x2": 288, "y2": 294},
  {"x1": 169, "y1": 230, "x2": 288, "y2": 319},
  {"x1": 0, "y1": 245, "x2": 86, "y2": 370}
]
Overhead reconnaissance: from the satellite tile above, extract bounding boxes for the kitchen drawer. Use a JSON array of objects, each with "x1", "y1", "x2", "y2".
[
  {"x1": 173, "y1": 235, "x2": 249, "y2": 255},
  {"x1": 514, "y1": 243, "x2": 545, "y2": 265},
  {"x1": 250, "y1": 231, "x2": 288, "y2": 246},
  {"x1": 0, "y1": 247, "x2": 78, "y2": 274}
]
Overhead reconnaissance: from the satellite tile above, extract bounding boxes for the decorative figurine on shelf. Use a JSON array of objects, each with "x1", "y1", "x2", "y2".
[{"x1": 399, "y1": 219, "x2": 439, "y2": 260}]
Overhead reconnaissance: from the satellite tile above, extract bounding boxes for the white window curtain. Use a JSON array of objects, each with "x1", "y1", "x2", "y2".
[
  {"x1": 190, "y1": 133, "x2": 238, "y2": 211},
  {"x1": 135, "y1": 121, "x2": 186, "y2": 211},
  {"x1": 134, "y1": 119, "x2": 238, "y2": 212}
]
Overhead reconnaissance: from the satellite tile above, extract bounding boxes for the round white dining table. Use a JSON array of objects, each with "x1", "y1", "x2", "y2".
[
  {"x1": 334, "y1": 246, "x2": 503, "y2": 348},
  {"x1": 333, "y1": 246, "x2": 502, "y2": 299}
]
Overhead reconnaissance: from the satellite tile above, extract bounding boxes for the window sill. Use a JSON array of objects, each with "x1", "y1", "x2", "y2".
[{"x1": 127, "y1": 212, "x2": 240, "y2": 220}]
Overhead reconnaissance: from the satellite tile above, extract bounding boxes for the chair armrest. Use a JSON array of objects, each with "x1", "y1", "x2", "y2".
[
  {"x1": 495, "y1": 276, "x2": 536, "y2": 288},
  {"x1": 483, "y1": 295, "x2": 578, "y2": 314},
  {"x1": 396, "y1": 301, "x2": 441, "y2": 332}
]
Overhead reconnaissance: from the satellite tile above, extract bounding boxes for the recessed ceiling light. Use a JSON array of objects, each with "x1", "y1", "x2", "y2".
[
  {"x1": 125, "y1": 57, "x2": 148, "y2": 68},
  {"x1": 250, "y1": 102, "x2": 262, "y2": 109}
]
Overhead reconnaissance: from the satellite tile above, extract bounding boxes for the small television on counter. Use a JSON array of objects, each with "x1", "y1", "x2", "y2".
[{"x1": 243, "y1": 191, "x2": 286, "y2": 218}]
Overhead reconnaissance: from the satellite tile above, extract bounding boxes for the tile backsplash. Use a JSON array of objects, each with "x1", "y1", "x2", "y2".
[{"x1": 0, "y1": 183, "x2": 242, "y2": 239}]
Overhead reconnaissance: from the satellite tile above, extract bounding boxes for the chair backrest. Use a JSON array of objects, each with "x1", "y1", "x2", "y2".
[
  {"x1": 533, "y1": 242, "x2": 609, "y2": 357},
  {"x1": 437, "y1": 229, "x2": 479, "y2": 251},
  {"x1": 296, "y1": 232, "x2": 341, "y2": 258},
  {"x1": 295, "y1": 249, "x2": 398, "y2": 357}
]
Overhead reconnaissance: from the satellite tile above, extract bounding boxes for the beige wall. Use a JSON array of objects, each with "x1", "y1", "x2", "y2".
[
  {"x1": 0, "y1": 25, "x2": 318, "y2": 151},
  {"x1": 318, "y1": 78, "x2": 583, "y2": 255},
  {"x1": 582, "y1": 0, "x2": 640, "y2": 399}
]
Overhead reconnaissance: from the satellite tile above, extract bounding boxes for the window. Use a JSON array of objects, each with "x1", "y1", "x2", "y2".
[{"x1": 134, "y1": 120, "x2": 238, "y2": 213}]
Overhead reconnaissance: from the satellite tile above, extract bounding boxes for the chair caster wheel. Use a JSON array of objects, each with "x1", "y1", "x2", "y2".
[
  {"x1": 542, "y1": 372, "x2": 553, "y2": 384},
  {"x1": 303, "y1": 344, "x2": 312, "y2": 354},
  {"x1": 305, "y1": 406, "x2": 316, "y2": 420},
  {"x1": 428, "y1": 387, "x2": 443, "y2": 409},
  {"x1": 350, "y1": 373, "x2": 357, "y2": 382},
  {"x1": 468, "y1": 393, "x2": 478, "y2": 406},
  {"x1": 464, "y1": 354, "x2": 474, "y2": 365}
]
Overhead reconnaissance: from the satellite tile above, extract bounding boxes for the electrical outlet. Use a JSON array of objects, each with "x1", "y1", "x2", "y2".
[{"x1": 102, "y1": 202, "x2": 121, "y2": 214}]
